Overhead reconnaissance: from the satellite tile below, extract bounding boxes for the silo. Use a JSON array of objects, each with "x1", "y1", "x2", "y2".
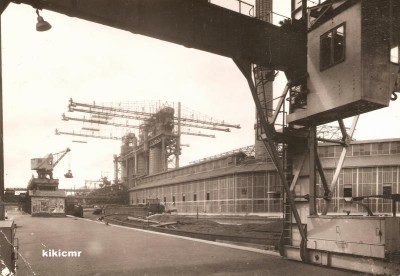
[
  {"x1": 149, "y1": 146, "x2": 162, "y2": 175},
  {"x1": 254, "y1": 0, "x2": 273, "y2": 161},
  {"x1": 136, "y1": 153, "x2": 146, "y2": 176}
]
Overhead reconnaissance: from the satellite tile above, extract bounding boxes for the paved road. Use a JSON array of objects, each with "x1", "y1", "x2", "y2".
[{"x1": 10, "y1": 211, "x2": 360, "y2": 276}]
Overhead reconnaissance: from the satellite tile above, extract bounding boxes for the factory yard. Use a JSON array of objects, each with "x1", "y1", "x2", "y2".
[
  {"x1": 83, "y1": 210, "x2": 282, "y2": 250},
  {"x1": 10, "y1": 209, "x2": 360, "y2": 276}
]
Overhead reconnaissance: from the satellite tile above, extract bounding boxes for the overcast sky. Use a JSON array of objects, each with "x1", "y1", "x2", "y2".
[{"x1": 2, "y1": 1, "x2": 400, "y2": 189}]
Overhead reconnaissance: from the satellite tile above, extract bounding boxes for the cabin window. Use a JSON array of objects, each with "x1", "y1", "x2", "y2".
[
  {"x1": 320, "y1": 24, "x2": 345, "y2": 70},
  {"x1": 390, "y1": 45, "x2": 399, "y2": 64}
]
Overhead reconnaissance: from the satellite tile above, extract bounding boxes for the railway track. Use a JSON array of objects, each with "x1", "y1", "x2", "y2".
[{"x1": 102, "y1": 216, "x2": 280, "y2": 250}]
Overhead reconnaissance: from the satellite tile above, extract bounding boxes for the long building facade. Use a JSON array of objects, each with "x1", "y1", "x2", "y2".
[{"x1": 128, "y1": 138, "x2": 400, "y2": 215}]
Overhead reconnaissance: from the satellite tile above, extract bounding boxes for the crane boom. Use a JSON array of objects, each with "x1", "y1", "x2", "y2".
[
  {"x1": 69, "y1": 99, "x2": 240, "y2": 129},
  {"x1": 55, "y1": 129, "x2": 121, "y2": 140},
  {"x1": 62, "y1": 113, "x2": 140, "y2": 129},
  {"x1": 52, "y1": 148, "x2": 70, "y2": 168}
]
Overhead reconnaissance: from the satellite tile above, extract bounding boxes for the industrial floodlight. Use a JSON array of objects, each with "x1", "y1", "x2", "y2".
[{"x1": 36, "y1": 9, "x2": 51, "y2": 32}]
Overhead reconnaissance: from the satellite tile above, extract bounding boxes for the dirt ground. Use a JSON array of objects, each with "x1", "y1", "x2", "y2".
[
  {"x1": 83, "y1": 210, "x2": 282, "y2": 239},
  {"x1": 147, "y1": 214, "x2": 282, "y2": 238}
]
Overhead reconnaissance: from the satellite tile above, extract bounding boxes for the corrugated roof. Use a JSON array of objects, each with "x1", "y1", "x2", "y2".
[
  {"x1": 129, "y1": 161, "x2": 274, "y2": 191},
  {"x1": 318, "y1": 138, "x2": 400, "y2": 147}
]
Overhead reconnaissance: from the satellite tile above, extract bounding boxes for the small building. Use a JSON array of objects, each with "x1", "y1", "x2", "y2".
[
  {"x1": 25, "y1": 178, "x2": 66, "y2": 216},
  {"x1": 29, "y1": 190, "x2": 66, "y2": 217}
]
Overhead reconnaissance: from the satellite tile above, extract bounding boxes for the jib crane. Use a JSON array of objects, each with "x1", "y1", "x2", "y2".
[{"x1": 31, "y1": 148, "x2": 72, "y2": 179}]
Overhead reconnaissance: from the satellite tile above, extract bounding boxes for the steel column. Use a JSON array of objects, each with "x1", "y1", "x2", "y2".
[
  {"x1": 309, "y1": 126, "x2": 317, "y2": 216},
  {"x1": 0, "y1": 11, "x2": 5, "y2": 220}
]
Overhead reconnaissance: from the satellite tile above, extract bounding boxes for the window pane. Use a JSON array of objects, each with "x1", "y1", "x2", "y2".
[
  {"x1": 321, "y1": 33, "x2": 332, "y2": 68},
  {"x1": 333, "y1": 26, "x2": 345, "y2": 63},
  {"x1": 391, "y1": 45, "x2": 399, "y2": 64},
  {"x1": 320, "y1": 24, "x2": 345, "y2": 70}
]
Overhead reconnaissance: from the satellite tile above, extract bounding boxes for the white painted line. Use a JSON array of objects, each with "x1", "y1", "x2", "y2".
[
  {"x1": 68, "y1": 216, "x2": 280, "y2": 257},
  {"x1": 66, "y1": 215, "x2": 104, "y2": 225}
]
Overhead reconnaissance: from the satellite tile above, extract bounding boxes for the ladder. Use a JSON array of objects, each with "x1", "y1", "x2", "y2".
[{"x1": 251, "y1": 63, "x2": 308, "y2": 255}]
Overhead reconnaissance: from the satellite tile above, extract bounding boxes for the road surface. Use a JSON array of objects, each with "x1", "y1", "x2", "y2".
[{"x1": 9, "y1": 211, "x2": 360, "y2": 276}]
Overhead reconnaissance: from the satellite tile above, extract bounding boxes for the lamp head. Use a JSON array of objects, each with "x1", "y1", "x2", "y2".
[{"x1": 36, "y1": 9, "x2": 51, "y2": 32}]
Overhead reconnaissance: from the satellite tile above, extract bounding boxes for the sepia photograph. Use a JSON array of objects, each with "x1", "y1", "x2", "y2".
[{"x1": 0, "y1": 0, "x2": 400, "y2": 275}]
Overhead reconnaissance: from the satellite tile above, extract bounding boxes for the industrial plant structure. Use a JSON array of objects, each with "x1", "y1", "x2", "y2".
[
  {"x1": 128, "y1": 138, "x2": 400, "y2": 216},
  {"x1": 10, "y1": 0, "x2": 399, "y2": 274}
]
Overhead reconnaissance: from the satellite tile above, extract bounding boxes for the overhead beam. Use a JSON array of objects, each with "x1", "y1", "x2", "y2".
[{"x1": 12, "y1": 0, "x2": 304, "y2": 72}]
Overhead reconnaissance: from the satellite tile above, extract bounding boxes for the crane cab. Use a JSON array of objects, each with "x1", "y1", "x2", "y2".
[{"x1": 287, "y1": 0, "x2": 400, "y2": 126}]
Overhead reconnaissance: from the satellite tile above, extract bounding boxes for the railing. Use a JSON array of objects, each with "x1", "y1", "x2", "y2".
[
  {"x1": 189, "y1": 145, "x2": 255, "y2": 164},
  {"x1": 208, "y1": 0, "x2": 255, "y2": 17}
]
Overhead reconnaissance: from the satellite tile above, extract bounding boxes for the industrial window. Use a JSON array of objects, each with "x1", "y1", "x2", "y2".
[
  {"x1": 343, "y1": 184, "x2": 352, "y2": 198},
  {"x1": 194, "y1": 194, "x2": 197, "y2": 202},
  {"x1": 391, "y1": 142, "x2": 400, "y2": 154},
  {"x1": 320, "y1": 24, "x2": 345, "y2": 70},
  {"x1": 172, "y1": 196, "x2": 175, "y2": 204},
  {"x1": 359, "y1": 144, "x2": 371, "y2": 156},
  {"x1": 318, "y1": 146, "x2": 335, "y2": 158},
  {"x1": 241, "y1": 188, "x2": 247, "y2": 195},
  {"x1": 383, "y1": 185, "x2": 392, "y2": 197},
  {"x1": 371, "y1": 143, "x2": 390, "y2": 155},
  {"x1": 206, "y1": 192, "x2": 210, "y2": 201},
  {"x1": 163, "y1": 197, "x2": 166, "y2": 203},
  {"x1": 182, "y1": 195, "x2": 185, "y2": 202}
]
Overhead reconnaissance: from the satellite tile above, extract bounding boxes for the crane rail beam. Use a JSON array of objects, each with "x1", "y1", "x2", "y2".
[
  {"x1": 63, "y1": 114, "x2": 141, "y2": 129},
  {"x1": 55, "y1": 129, "x2": 121, "y2": 140},
  {"x1": 69, "y1": 106, "x2": 232, "y2": 132},
  {"x1": 12, "y1": 0, "x2": 304, "y2": 75},
  {"x1": 69, "y1": 99, "x2": 240, "y2": 129},
  {"x1": 180, "y1": 131, "x2": 215, "y2": 138}
]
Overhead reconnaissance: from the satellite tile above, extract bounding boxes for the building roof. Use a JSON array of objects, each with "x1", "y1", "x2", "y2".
[
  {"x1": 129, "y1": 161, "x2": 274, "y2": 191},
  {"x1": 318, "y1": 137, "x2": 400, "y2": 147}
]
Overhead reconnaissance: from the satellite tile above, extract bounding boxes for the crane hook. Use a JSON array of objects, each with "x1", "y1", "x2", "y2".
[{"x1": 391, "y1": 91, "x2": 399, "y2": 101}]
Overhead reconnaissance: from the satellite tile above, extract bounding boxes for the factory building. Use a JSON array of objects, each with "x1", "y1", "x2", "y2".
[{"x1": 128, "y1": 138, "x2": 400, "y2": 215}]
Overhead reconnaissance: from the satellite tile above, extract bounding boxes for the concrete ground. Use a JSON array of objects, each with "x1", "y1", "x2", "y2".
[{"x1": 9, "y1": 210, "x2": 361, "y2": 276}]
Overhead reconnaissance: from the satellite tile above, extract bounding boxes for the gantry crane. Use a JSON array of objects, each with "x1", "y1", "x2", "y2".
[
  {"x1": 67, "y1": 99, "x2": 239, "y2": 132},
  {"x1": 61, "y1": 113, "x2": 217, "y2": 138},
  {"x1": 3, "y1": 0, "x2": 400, "y2": 273},
  {"x1": 57, "y1": 99, "x2": 240, "y2": 184}
]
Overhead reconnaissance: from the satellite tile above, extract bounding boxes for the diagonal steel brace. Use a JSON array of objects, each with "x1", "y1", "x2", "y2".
[
  {"x1": 322, "y1": 115, "x2": 359, "y2": 215},
  {"x1": 234, "y1": 58, "x2": 307, "y2": 243}
]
